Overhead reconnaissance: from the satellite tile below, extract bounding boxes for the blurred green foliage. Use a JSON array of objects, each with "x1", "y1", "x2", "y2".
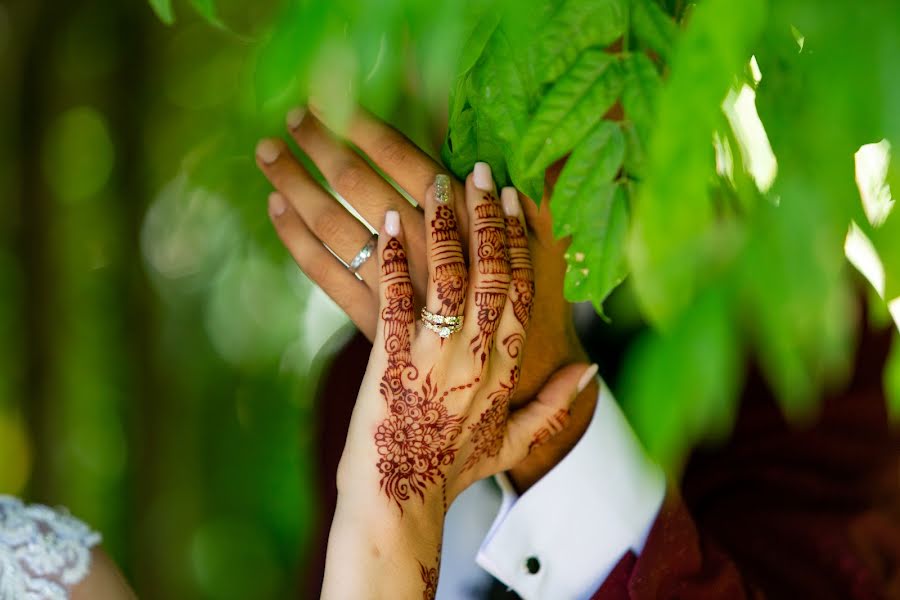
[
  {"x1": 2, "y1": 0, "x2": 900, "y2": 597},
  {"x1": 157, "y1": 0, "x2": 900, "y2": 472}
]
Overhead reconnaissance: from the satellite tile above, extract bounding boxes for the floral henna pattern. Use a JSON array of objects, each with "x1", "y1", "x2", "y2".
[
  {"x1": 431, "y1": 205, "x2": 467, "y2": 315},
  {"x1": 470, "y1": 193, "x2": 510, "y2": 367},
  {"x1": 505, "y1": 216, "x2": 535, "y2": 328},
  {"x1": 375, "y1": 238, "x2": 464, "y2": 510},
  {"x1": 528, "y1": 408, "x2": 571, "y2": 453}
]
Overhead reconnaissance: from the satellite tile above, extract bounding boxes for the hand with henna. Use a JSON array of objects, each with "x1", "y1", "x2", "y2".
[
  {"x1": 318, "y1": 172, "x2": 595, "y2": 600},
  {"x1": 257, "y1": 107, "x2": 599, "y2": 491}
]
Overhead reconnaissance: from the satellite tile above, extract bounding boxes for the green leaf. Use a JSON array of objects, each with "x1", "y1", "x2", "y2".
[
  {"x1": 870, "y1": 206, "x2": 900, "y2": 300},
  {"x1": 189, "y1": 0, "x2": 226, "y2": 28},
  {"x1": 620, "y1": 53, "x2": 662, "y2": 155},
  {"x1": 455, "y1": 7, "x2": 503, "y2": 77},
  {"x1": 536, "y1": 0, "x2": 627, "y2": 84},
  {"x1": 517, "y1": 49, "x2": 625, "y2": 178},
  {"x1": 887, "y1": 334, "x2": 900, "y2": 422},
  {"x1": 627, "y1": 0, "x2": 765, "y2": 326},
  {"x1": 631, "y1": 0, "x2": 678, "y2": 60},
  {"x1": 550, "y1": 121, "x2": 628, "y2": 311},
  {"x1": 447, "y1": 4, "x2": 503, "y2": 129},
  {"x1": 563, "y1": 185, "x2": 630, "y2": 314},
  {"x1": 551, "y1": 121, "x2": 625, "y2": 238},
  {"x1": 148, "y1": 0, "x2": 175, "y2": 25},
  {"x1": 464, "y1": 22, "x2": 541, "y2": 187},
  {"x1": 738, "y1": 196, "x2": 854, "y2": 417},
  {"x1": 621, "y1": 287, "x2": 742, "y2": 473},
  {"x1": 441, "y1": 108, "x2": 506, "y2": 184}
]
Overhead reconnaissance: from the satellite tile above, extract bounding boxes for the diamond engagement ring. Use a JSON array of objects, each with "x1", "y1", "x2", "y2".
[
  {"x1": 348, "y1": 234, "x2": 378, "y2": 273},
  {"x1": 421, "y1": 307, "x2": 464, "y2": 338}
]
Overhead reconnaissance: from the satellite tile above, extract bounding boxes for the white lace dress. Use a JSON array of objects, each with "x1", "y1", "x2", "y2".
[{"x1": 0, "y1": 495, "x2": 101, "y2": 600}]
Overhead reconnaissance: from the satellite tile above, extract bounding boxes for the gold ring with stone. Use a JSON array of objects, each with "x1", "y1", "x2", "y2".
[
  {"x1": 421, "y1": 318, "x2": 463, "y2": 339},
  {"x1": 420, "y1": 307, "x2": 464, "y2": 327}
]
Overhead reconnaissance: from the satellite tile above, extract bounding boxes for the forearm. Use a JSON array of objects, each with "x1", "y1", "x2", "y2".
[{"x1": 322, "y1": 495, "x2": 445, "y2": 600}]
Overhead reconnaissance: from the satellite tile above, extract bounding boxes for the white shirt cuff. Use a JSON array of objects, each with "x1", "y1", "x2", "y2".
[{"x1": 476, "y1": 380, "x2": 666, "y2": 600}]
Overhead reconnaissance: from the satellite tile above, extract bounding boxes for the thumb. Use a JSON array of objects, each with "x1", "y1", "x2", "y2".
[{"x1": 504, "y1": 363, "x2": 599, "y2": 465}]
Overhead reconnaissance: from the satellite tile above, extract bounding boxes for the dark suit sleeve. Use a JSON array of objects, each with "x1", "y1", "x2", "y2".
[{"x1": 592, "y1": 491, "x2": 749, "y2": 599}]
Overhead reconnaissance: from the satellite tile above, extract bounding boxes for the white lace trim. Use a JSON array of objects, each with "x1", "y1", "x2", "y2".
[{"x1": 0, "y1": 496, "x2": 101, "y2": 600}]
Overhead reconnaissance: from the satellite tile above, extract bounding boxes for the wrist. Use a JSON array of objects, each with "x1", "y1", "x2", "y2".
[{"x1": 334, "y1": 489, "x2": 446, "y2": 542}]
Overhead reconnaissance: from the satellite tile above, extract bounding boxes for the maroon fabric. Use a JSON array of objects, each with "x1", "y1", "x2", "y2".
[
  {"x1": 304, "y1": 324, "x2": 900, "y2": 600},
  {"x1": 592, "y1": 323, "x2": 900, "y2": 600}
]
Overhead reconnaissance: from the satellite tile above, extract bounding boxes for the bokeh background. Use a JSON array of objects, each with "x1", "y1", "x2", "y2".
[
  {"x1": 0, "y1": 0, "x2": 456, "y2": 597},
  {"x1": 3, "y1": 0, "x2": 900, "y2": 598}
]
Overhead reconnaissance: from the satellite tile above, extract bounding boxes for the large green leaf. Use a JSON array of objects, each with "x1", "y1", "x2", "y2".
[
  {"x1": 551, "y1": 120, "x2": 625, "y2": 238},
  {"x1": 441, "y1": 108, "x2": 506, "y2": 184},
  {"x1": 620, "y1": 53, "x2": 661, "y2": 158},
  {"x1": 563, "y1": 185, "x2": 630, "y2": 314},
  {"x1": 871, "y1": 207, "x2": 900, "y2": 300},
  {"x1": 447, "y1": 4, "x2": 502, "y2": 129},
  {"x1": 463, "y1": 22, "x2": 540, "y2": 190},
  {"x1": 149, "y1": 0, "x2": 175, "y2": 25},
  {"x1": 621, "y1": 287, "x2": 743, "y2": 473},
  {"x1": 516, "y1": 49, "x2": 624, "y2": 179},
  {"x1": 536, "y1": 0, "x2": 627, "y2": 84},
  {"x1": 189, "y1": 0, "x2": 217, "y2": 20},
  {"x1": 550, "y1": 121, "x2": 628, "y2": 311},
  {"x1": 627, "y1": 0, "x2": 765, "y2": 326},
  {"x1": 631, "y1": 0, "x2": 678, "y2": 60}
]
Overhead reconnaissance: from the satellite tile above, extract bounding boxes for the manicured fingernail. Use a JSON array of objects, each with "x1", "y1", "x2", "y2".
[
  {"x1": 268, "y1": 192, "x2": 287, "y2": 218},
  {"x1": 576, "y1": 364, "x2": 599, "y2": 394},
  {"x1": 435, "y1": 174, "x2": 451, "y2": 205},
  {"x1": 385, "y1": 210, "x2": 400, "y2": 236},
  {"x1": 286, "y1": 107, "x2": 305, "y2": 130},
  {"x1": 501, "y1": 187, "x2": 520, "y2": 216},
  {"x1": 473, "y1": 162, "x2": 493, "y2": 191},
  {"x1": 256, "y1": 139, "x2": 280, "y2": 164}
]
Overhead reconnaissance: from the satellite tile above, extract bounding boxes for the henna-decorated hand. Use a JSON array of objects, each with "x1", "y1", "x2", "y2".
[
  {"x1": 257, "y1": 107, "x2": 599, "y2": 492},
  {"x1": 320, "y1": 172, "x2": 595, "y2": 600}
]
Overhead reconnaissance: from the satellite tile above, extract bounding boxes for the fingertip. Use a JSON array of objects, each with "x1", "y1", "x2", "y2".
[
  {"x1": 576, "y1": 363, "x2": 599, "y2": 395},
  {"x1": 286, "y1": 106, "x2": 306, "y2": 131},
  {"x1": 435, "y1": 174, "x2": 451, "y2": 205},
  {"x1": 473, "y1": 161, "x2": 493, "y2": 191},
  {"x1": 384, "y1": 210, "x2": 401, "y2": 237},
  {"x1": 501, "y1": 187, "x2": 521, "y2": 217},
  {"x1": 255, "y1": 138, "x2": 282, "y2": 165},
  {"x1": 268, "y1": 191, "x2": 288, "y2": 220}
]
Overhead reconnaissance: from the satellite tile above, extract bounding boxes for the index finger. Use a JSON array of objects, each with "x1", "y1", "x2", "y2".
[{"x1": 310, "y1": 104, "x2": 471, "y2": 238}]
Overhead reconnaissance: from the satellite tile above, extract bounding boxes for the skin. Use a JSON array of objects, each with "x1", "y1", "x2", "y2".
[
  {"x1": 320, "y1": 174, "x2": 591, "y2": 599},
  {"x1": 258, "y1": 106, "x2": 599, "y2": 491},
  {"x1": 69, "y1": 549, "x2": 136, "y2": 600}
]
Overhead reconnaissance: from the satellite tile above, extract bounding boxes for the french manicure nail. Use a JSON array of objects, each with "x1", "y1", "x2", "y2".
[
  {"x1": 286, "y1": 107, "x2": 305, "y2": 130},
  {"x1": 435, "y1": 174, "x2": 451, "y2": 205},
  {"x1": 385, "y1": 210, "x2": 400, "y2": 236},
  {"x1": 473, "y1": 162, "x2": 493, "y2": 191},
  {"x1": 576, "y1": 364, "x2": 600, "y2": 394},
  {"x1": 256, "y1": 139, "x2": 280, "y2": 164},
  {"x1": 268, "y1": 192, "x2": 287, "y2": 218},
  {"x1": 501, "y1": 187, "x2": 520, "y2": 217}
]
